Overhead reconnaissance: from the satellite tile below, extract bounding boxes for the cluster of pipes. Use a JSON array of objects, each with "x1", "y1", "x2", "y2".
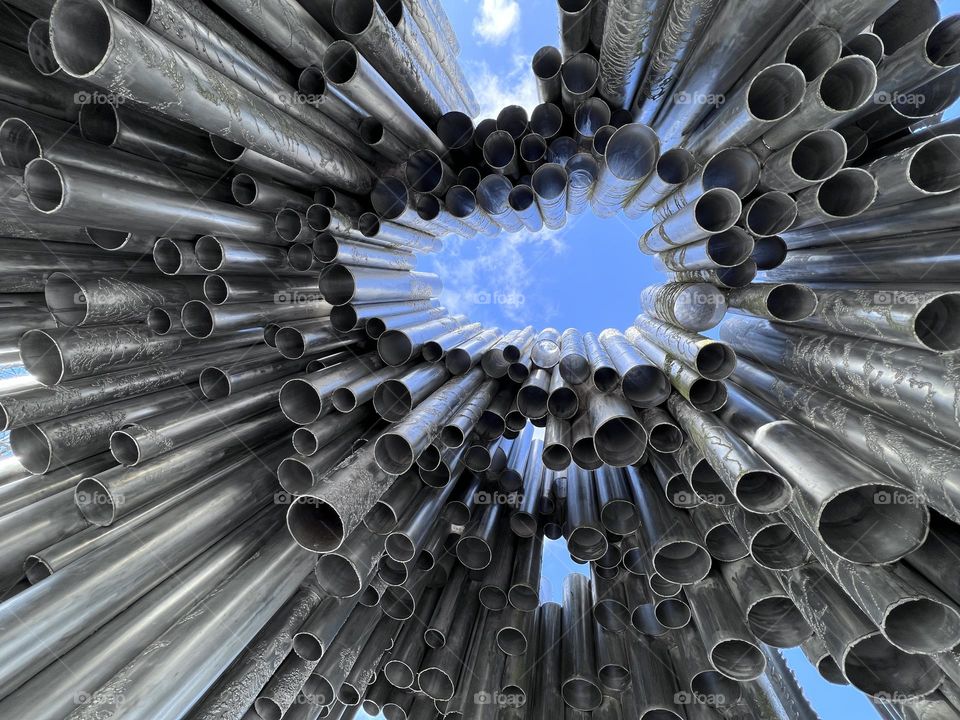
[{"x1": 0, "y1": 0, "x2": 959, "y2": 718}]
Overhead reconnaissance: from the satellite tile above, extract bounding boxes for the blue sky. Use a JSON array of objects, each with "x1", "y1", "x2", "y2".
[{"x1": 372, "y1": 1, "x2": 960, "y2": 718}]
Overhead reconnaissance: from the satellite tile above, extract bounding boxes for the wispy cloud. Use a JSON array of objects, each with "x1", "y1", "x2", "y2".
[
  {"x1": 468, "y1": 52, "x2": 539, "y2": 121},
  {"x1": 427, "y1": 226, "x2": 568, "y2": 329},
  {"x1": 473, "y1": 0, "x2": 521, "y2": 45}
]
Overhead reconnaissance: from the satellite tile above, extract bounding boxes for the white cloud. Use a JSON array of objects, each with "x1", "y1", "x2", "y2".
[
  {"x1": 473, "y1": 0, "x2": 521, "y2": 45},
  {"x1": 429, "y1": 226, "x2": 568, "y2": 328},
  {"x1": 468, "y1": 53, "x2": 539, "y2": 121}
]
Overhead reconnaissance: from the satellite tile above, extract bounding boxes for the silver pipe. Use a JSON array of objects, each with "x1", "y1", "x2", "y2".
[
  {"x1": 414, "y1": 193, "x2": 477, "y2": 238},
  {"x1": 871, "y1": 17, "x2": 960, "y2": 109},
  {"x1": 780, "y1": 562, "x2": 943, "y2": 698},
  {"x1": 482, "y1": 130, "x2": 520, "y2": 177},
  {"x1": 758, "y1": 129, "x2": 847, "y2": 192},
  {"x1": 720, "y1": 556, "x2": 812, "y2": 647},
  {"x1": 330, "y1": 299, "x2": 439, "y2": 333},
  {"x1": 19, "y1": 325, "x2": 259, "y2": 385},
  {"x1": 22, "y1": 158, "x2": 282, "y2": 241},
  {"x1": 561, "y1": 52, "x2": 601, "y2": 114},
  {"x1": 507, "y1": 184, "x2": 545, "y2": 232},
  {"x1": 760, "y1": 54, "x2": 878, "y2": 150},
  {"x1": 598, "y1": 328, "x2": 671, "y2": 407},
  {"x1": 416, "y1": 584, "x2": 481, "y2": 701},
  {"x1": 358, "y1": 117, "x2": 410, "y2": 164},
  {"x1": 685, "y1": 64, "x2": 807, "y2": 158},
  {"x1": 718, "y1": 378, "x2": 930, "y2": 564},
  {"x1": 520, "y1": 133, "x2": 547, "y2": 175},
  {"x1": 657, "y1": 147, "x2": 760, "y2": 214},
  {"x1": 445, "y1": 328, "x2": 502, "y2": 375},
  {"x1": 789, "y1": 166, "x2": 878, "y2": 231},
  {"x1": 652, "y1": 226, "x2": 754, "y2": 272},
  {"x1": 287, "y1": 438, "x2": 399, "y2": 553},
  {"x1": 565, "y1": 152, "x2": 599, "y2": 216},
  {"x1": 153, "y1": 238, "x2": 202, "y2": 276},
  {"x1": 640, "y1": 188, "x2": 742, "y2": 255},
  {"x1": 865, "y1": 135, "x2": 960, "y2": 207},
  {"x1": 591, "y1": 123, "x2": 659, "y2": 217},
  {"x1": 232, "y1": 173, "x2": 313, "y2": 214},
  {"x1": 319, "y1": 266, "x2": 441, "y2": 306},
  {"x1": 293, "y1": 595, "x2": 363, "y2": 663},
  {"x1": 560, "y1": 572, "x2": 603, "y2": 710},
  {"x1": 741, "y1": 191, "x2": 797, "y2": 237},
  {"x1": 690, "y1": 502, "x2": 748, "y2": 561},
  {"x1": 630, "y1": 0, "x2": 721, "y2": 122},
  {"x1": 668, "y1": 624, "x2": 743, "y2": 710},
  {"x1": 623, "y1": 147, "x2": 697, "y2": 217},
  {"x1": 639, "y1": 282, "x2": 728, "y2": 332},
  {"x1": 78, "y1": 413, "x2": 288, "y2": 524},
  {"x1": 533, "y1": 46, "x2": 563, "y2": 104},
  {"x1": 423, "y1": 322, "x2": 483, "y2": 363},
  {"x1": 558, "y1": 0, "x2": 594, "y2": 58},
  {"x1": 322, "y1": 41, "x2": 447, "y2": 157},
  {"x1": 203, "y1": 276, "x2": 319, "y2": 306},
  {"x1": 445, "y1": 185, "x2": 501, "y2": 236},
  {"x1": 50, "y1": 0, "x2": 373, "y2": 192},
  {"x1": 726, "y1": 282, "x2": 818, "y2": 323},
  {"x1": 11, "y1": 385, "x2": 196, "y2": 473},
  {"x1": 0, "y1": 442, "x2": 283, "y2": 695},
  {"x1": 476, "y1": 174, "x2": 525, "y2": 232},
  {"x1": 279, "y1": 353, "x2": 384, "y2": 424},
  {"x1": 596, "y1": 0, "x2": 672, "y2": 108},
  {"x1": 532, "y1": 162, "x2": 569, "y2": 230}
]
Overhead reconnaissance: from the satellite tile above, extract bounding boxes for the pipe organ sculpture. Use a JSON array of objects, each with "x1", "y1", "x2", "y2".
[{"x1": 0, "y1": 0, "x2": 956, "y2": 717}]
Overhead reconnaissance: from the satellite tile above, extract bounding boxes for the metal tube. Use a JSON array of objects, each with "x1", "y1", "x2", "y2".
[
  {"x1": 639, "y1": 282, "x2": 728, "y2": 332},
  {"x1": 322, "y1": 41, "x2": 446, "y2": 157},
  {"x1": 640, "y1": 188, "x2": 742, "y2": 255},
  {"x1": 445, "y1": 185, "x2": 501, "y2": 236},
  {"x1": 476, "y1": 174, "x2": 525, "y2": 232},
  {"x1": 726, "y1": 282, "x2": 817, "y2": 323},
  {"x1": 628, "y1": 464, "x2": 711, "y2": 584},
  {"x1": 761, "y1": 55, "x2": 878, "y2": 150},
  {"x1": 507, "y1": 184, "x2": 545, "y2": 232},
  {"x1": 758, "y1": 129, "x2": 847, "y2": 192},
  {"x1": 561, "y1": 572, "x2": 602, "y2": 710},
  {"x1": 532, "y1": 162, "x2": 569, "y2": 230},
  {"x1": 50, "y1": 0, "x2": 373, "y2": 192},
  {"x1": 685, "y1": 64, "x2": 807, "y2": 158},
  {"x1": 533, "y1": 46, "x2": 564, "y2": 104},
  {"x1": 788, "y1": 166, "x2": 878, "y2": 231},
  {"x1": 741, "y1": 191, "x2": 797, "y2": 237},
  {"x1": 623, "y1": 147, "x2": 697, "y2": 217},
  {"x1": 0, "y1": 443, "x2": 283, "y2": 695},
  {"x1": 652, "y1": 226, "x2": 754, "y2": 272},
  {"x1": 591, "y1": 123, "x2": 659, "y2": 217}
]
